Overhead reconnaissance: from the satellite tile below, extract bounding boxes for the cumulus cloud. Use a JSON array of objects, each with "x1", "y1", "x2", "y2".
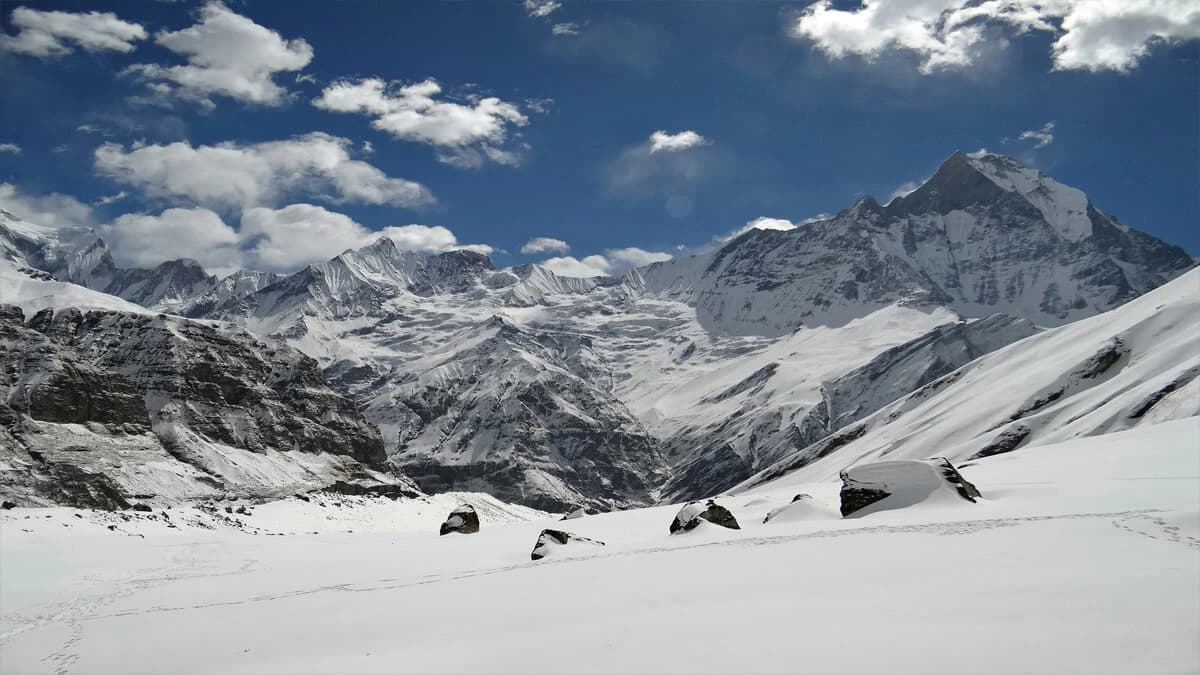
[
  {"x1": 539, "y1": 246, "x2": 672, "y2": 277},
  {"x1": 520, "y1": 236, "x2": 570, "y2": 254},
  {"x1": 552, "y1": 23, "x2": 581, "y2": 36},
  {"x1": 2, "y1": 183, "x2": 489, "y2": 274},
  {"x1": 126, "y1": 1, "x2": 313, "y2": 107},
  {"x1": 313, "y1": 78, "x2": 530, "y2": 168},
  {"x1": 0, "y1": 143, "x2": 20, "y2": 155},
  {"x1": 606, "y1": 132, "x2": 722, "y2": 200},
  {"x1": 789, "y1": 0, "x2": 1200, "y2": 74},
  {"x1": 1019, "y1": 121, "x2": 1056, "y2": 148},
  {"x1": 649, "y1": 130, "x2": 710, "y2": 153},
  {"x1": 0, "y1": 7, "x2": 146, "y2": 57},
  {"x1": 104, "y1": 207, "x2": 243, "y2": 274},
  {"x1": 93, "y1": 132, "x2": 433, "y2": 210},
  {"x1": 0, "y1": 183, "x2": 94, "y2": 230},
  {"x1": 524, "y1": 0, "x2": 562, "y2": 18}
]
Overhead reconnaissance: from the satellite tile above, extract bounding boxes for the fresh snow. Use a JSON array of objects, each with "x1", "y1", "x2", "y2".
[{"x1": 2, "y1": 418, "x2": 1197, "y2": 674}]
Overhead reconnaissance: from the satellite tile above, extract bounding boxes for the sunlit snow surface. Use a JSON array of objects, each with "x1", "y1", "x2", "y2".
[{"x1": 2, "y1": 418, "x2": 1197, "y2": 674}]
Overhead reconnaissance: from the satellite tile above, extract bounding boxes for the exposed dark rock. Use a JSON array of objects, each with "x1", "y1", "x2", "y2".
[
  {"x1": 130, "y1": 503, "x2": 153, "y2": 512},
  {"x1": 669, "y1": 499, "x2": 741, "y2": 534},
  {"x1": 439, "y1": 504, "x2": 480, "y2": 535},
  {"x1": 972, "y1": 424, "x2": 1032, "y2": 459},
  {"x1": 322, "y1": 479, "x2": 421, "y2": 500},
  {"x1": 1, "y1": 500, "x2": 15, "y2": 509},
  {"x1": 530, "y1": 528, "x2": 606, "y2": 560}
]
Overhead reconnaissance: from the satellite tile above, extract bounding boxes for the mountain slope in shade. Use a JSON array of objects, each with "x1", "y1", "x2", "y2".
[
  {"x1": 737, "y1": 267, "x2": 1200, "y2": 492},
  {"x1": 0, "y1": 262, "x2": 417, "y2": 508}
]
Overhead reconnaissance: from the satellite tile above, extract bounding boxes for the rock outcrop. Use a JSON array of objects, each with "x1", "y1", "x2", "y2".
[
  {"x1": 669, "y1": 499, "x2": 741, "y2": 534},
  {"x1": 439, "y1": 504, "x2": 480, "y2": 535},
  {"x1": 530, "y1": 528, "x2": 606, "y2": 560}
]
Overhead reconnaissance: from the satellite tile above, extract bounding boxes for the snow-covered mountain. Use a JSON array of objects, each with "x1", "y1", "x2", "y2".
[
  {"x1": 635, "y1": 151, "x2": 1193, "y2": 335},
  {"x1": 0, "y1": 151, "x2": 1193, "y2": 510},
  {"x1": 737, "y1": 266, "x2": 1200, "y2": 492}
]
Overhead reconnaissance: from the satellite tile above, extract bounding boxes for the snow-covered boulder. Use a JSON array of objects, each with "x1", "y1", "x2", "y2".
[
  {"x1": 763, "y1": 494, "x2": 838, "y2": 523},
  {"x1": 669, "y1": 499, "x2": 741, "y2": 534},
  {"x1": 839, "y1": 458, "x2": 981, "y2": 517},
  {"x1": 438, "y1": 504, "x2": 480, "y2": 535},
  {"x1": 530, "y1": 528, "x2": 606, "y2": 560},
  {"x1": 560, "y1": 506, "x2": 598, "y2": 521}
]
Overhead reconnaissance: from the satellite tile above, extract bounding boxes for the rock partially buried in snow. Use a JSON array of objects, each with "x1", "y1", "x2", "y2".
[
  {"x1": 669, "y1": 499, "x2": 741, "y2": 534},
  {"x1": 438, "y1": 504, "x2": 480, "y2": 535},
  {"x1": 530, "y1": 529, "x2": 606, "y2": 560},
  {"x1": 763, "y1": 494, "x2": 837, "y2": 523},
  {"x1": 840, "y1": 458, "x2": 981, "y2": 518},
  {"x1": 560, "y1": 506, "x2": 598, "y2": 521}
]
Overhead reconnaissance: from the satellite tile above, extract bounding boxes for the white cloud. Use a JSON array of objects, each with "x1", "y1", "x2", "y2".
[
  {"x1": 93, "y1": 132, "x2": 433, "y2": 210},
  {"x1": 649, "y1": 130, "x2": 710, "y2": 153},
  {"x1": 1019, "y1": 121, "x2": 1056, "y2": 148},
  {"x1": 0, "y1": 143, "x2": 20, "y2": 155},
  {"x1": 93, "y1": 191, "x2": 128, "y2": 206},
  {"x1": 789, "y1": 0, "x2": 1200, "y2": 74},
  {"x1": 888, "y1": 180, "x2": 923, "y2": 202},
  {"x1": 0, "y1": 183, "x2": 94, "y2": 230},
  {"x1": 720, "y1": 216, "x2": 800, "y2": 242},
  {"x1": 606, "y1": 133, "x2": 722, "y2": 197},
  {"x1": 539, "y1": 246, "x2": 672, "y2": 277},
  {"x1": 379, "y1": 224, "x2": 493, "y2": 256},
  {"x1": 126, "y1": 1, "x2": 313, "y2": 107},
  {"x1": 242, "y1": 206, "x2": 493, "y2": 271},
  {"x1": 552, "y1": 23, "x2": 581, "y2": 36},
  {"x1": 606, "y1": 246, "x2": 672, "y2": 268},
  {"x1": 0, "y1": 7, "x2": 146, "y2": 57},
  {"x1": 104, "y1": 208, "x2": 243, "y2": 274},
  {"x1": 1, "y1": 183, "x2": 488, "y2": 274},
  {"x1": 524, "y1": 0, "x2": 562, "y2": 18},
  {"x1": 313, "y1": 78, "x2": 529, "y2": 167},
  {"x1": 520, "y1": 236, "x2": 570, "y2": 254},
  {"x1": 540, "y1": 255, "x2": 613, "y2": 278}
]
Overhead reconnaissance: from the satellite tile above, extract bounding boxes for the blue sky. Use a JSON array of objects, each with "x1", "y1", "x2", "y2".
[{"x1": 0, "y1": 0, "x2": 1196, "y2": 276}]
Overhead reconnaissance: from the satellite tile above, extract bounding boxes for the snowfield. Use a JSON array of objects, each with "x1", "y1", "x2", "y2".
[{"x1": 2, "y1": 417, "x2": 1197, "y2": 675}]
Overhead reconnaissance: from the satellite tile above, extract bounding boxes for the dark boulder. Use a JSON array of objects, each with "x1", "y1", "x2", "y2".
[
  {"x1": 439, "y1": 504, "x2": 480, "y2": 535},
  {"x1": 130, "y1": 503, "x2": 153, "y2": 512},
  {"x1": 669, "y1": 499, "x2": 741, "y2": 534},
  {"x1": 840, "y1": 457, "x2": 981, "y2": 517},
  {"x1": 530, "y1": 528, "x2": 606, "y2": 560},
  {"x1": 1, "y1": 500, "x2": 16, "y2": 510}
]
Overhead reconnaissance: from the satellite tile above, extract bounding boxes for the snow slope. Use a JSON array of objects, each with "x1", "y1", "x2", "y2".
[
  {"x1": 1, "y1": 418, "x2": 1196, "y2": 674},
  {"x1": 739, "y1": 267, "x2": 1200, "y2": 490}
]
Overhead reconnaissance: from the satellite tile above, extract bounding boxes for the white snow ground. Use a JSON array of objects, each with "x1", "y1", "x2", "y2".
[{"x1": 2, "y1": 417, "x2": 1197, "y2": 675}]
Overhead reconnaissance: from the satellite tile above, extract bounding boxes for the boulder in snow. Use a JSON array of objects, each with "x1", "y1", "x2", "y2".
[
  {"x1": 439, "y1": 504, "x2": 480, "y2": 535},
  {"x1": 530, "y1": 528, "x2": 606, "y2": 560},
  {"x1": 560, "y1": 506, "x2": 598, "y2": 521},
  {"x1": 669, "y1": 499, "x2": 741, "y2": 534},
  {"x1": 839, "y1": 458, "x2": 981, "y2": 517},
  {"x1": 763, "y1": 493, "x2": 837, "y2": 523}
]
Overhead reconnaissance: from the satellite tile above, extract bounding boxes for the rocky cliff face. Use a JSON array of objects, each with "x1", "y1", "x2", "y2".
[{"x1": 0, "y1": 285, "x2": 414, "y2": 508}]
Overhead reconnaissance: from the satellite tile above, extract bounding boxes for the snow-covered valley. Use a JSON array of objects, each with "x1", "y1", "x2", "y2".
[{"x1": 2, "y1": 418, "x2": 1197, "y2": 674}]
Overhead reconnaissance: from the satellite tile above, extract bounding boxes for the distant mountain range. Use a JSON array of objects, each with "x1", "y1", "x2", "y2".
[{"x1": 1, "y1": 151, "x2": 1194, "y2": 511}]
